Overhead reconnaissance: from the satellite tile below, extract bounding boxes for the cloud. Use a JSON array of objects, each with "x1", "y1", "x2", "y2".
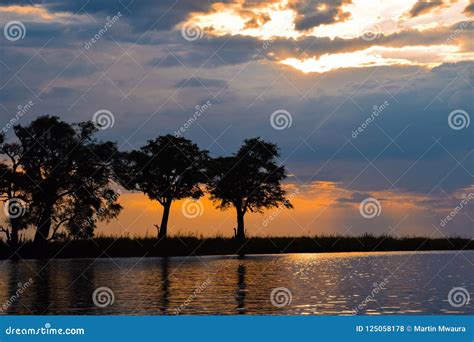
[
  {"x1": 1, "y1": 0, "x2": 231, "y2": 32},
  {"x1": 288, "y1": 0, "x2": 353, "y2": 31},
  {"x1": 337, "y1": 192, "x2": 374, "y2": 204},
  {"x1": 405, "y1": 0, "x2": 458, "y2": 18},
  {"x1": 175, "y1": 77, "x2": 227, "y2": 88},
  {"x1": 464, "y1": 1, "x2": 474, "y2": 14}
]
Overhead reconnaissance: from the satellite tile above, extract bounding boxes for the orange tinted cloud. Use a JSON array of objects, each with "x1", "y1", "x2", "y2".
[{"x1": 0, "y1": 5, "x2": 55, "y2": 20}]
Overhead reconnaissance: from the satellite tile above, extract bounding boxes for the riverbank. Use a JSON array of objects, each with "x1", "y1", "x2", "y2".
[{"x1": 1, "y1": 234, "x2": 472, "y2": 259}]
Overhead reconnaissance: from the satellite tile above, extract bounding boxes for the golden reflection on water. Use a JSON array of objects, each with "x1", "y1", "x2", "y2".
[{"x1": 0, "y1": 251, "x2": 472, "y2": 315}]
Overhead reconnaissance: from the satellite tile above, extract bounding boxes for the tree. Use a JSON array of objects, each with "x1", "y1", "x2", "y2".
[
  {"x1": 115, "y1": 135, "x2": 208, "y2": 240},
  {"x1": 207, "y1": 137, "x2": 292, "y2": 240},
  {"x1": 13, "y1": 116, "x2": 122, "y2": 247},
  {"x1": 0, "y1": 138, "x2": 31, "y2": 247}
]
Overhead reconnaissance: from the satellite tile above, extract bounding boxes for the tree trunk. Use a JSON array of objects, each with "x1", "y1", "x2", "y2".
[
  {"x1": 9, "y1": 218, "x2": 19, "y2": 247},
  {"x1": 236, "y1": 206, "x2": 245, "y2": 241},
  {"x1": 158, "y1": 202, "x2": 171, "y2": 240},
  {"x1": 33, "y1": 203, "x2": 53, "y2": 247}
]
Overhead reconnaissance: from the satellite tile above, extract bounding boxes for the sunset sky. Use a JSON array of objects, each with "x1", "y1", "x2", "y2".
[{"x1": 1, "y1": 0, "x2": 473, "y2": 238}]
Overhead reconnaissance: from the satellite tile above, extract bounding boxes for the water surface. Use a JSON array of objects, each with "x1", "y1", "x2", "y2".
[{"x1": 0, "y1": 250, "x2": 472, "y2": 315}]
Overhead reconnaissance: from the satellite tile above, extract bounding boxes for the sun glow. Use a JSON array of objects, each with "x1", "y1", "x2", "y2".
[
  {"x1": 280, "y1": 45, "x2": 469, "y2": 73},
  {"x1": 184, "y1": 0, "x2": 471, "y2": 40}
]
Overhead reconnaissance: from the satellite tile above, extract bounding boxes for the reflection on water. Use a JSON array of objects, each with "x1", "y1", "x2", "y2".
[{"x1": 0, "y1": 251, "x2": 472, "y2": 315}]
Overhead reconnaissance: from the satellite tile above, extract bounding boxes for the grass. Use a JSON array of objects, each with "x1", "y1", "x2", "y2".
[{"x1": 1, "y1": 233, "x2": 473, "y2": 259}]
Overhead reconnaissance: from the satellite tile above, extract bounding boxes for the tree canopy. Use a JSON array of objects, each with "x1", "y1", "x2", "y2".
[
  {"x1": 10, "y1": 116, "x2": 122, "y2": 247},
  {"x1": 115, "y1": 134, "x2": 208, "y2": 239},
  {"x1": 207, "y1": 137, "x2": 292, "y2": 240}
]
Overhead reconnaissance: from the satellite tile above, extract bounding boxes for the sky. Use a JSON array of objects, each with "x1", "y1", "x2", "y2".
[{"x1": 0, "y1": 0, "x2": 473, "y2": 238}]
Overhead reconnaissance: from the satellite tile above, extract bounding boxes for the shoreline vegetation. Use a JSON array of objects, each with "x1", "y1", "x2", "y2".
[{"x1": 1, "y1": 234, "x2": 472, "y2": 260}]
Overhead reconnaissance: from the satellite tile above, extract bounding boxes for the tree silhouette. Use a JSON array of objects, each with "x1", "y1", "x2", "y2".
[
  {"x1": 0, "y1": 137, "x2": 31, "y2": 247},
  {"x1": 13, "y1": 116, "x2": 121, "y2": 247},
  {"x1": 115, "y1": 135, "x2": 208, "y2": 239},
  {"x1": 207, "y1": 137, "x2": 292, "y2": 240}
]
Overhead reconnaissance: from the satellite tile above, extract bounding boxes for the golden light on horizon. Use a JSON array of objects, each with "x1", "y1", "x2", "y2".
[
  {"x1": 280, "y1": 45, "x2": 470, "y2": 73},
  {"x1": 94, "y1": 182, "x2": 446, "y2": 238}
]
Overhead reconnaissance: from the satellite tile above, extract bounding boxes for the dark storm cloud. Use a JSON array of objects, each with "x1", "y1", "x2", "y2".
[
  {"x1": 2, "y1": 0, "x2": 233, "y2": 32},
  {"x1": 405, "y1": 0, "x2": 458, "y2": 18},
  {"x1": 288, "y1": 0, "x2": 353, "y2": 31},
  {"x1": 464, "y1": 1, "x2": 474, "y2": 14},
  {"x1": 337, "y1": 192, "x2": 374, "y2": 204}
]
